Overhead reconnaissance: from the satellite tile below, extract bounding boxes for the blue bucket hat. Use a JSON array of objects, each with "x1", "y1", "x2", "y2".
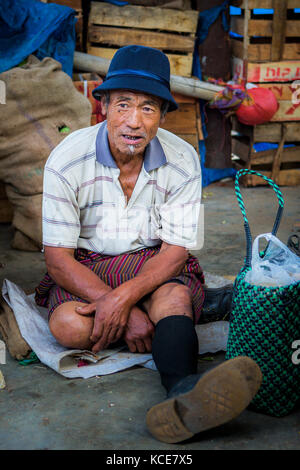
[{"x1": 92, "y1": 45, "x2": 178, "y2": 112}]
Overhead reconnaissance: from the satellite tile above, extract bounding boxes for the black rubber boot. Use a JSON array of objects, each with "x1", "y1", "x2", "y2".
[
  {"x1": 146, "y1": 356, "x2": 262, "y2": 444},
  {"x1": 287, "y1": 233, "x2": 300, "y2": 257},
  {"x1": 199, "y1": 285, "x2": 233, "y2": 323}
]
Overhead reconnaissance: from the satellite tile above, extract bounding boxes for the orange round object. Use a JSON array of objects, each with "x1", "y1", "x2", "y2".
[{"x1": 236, "y1": 87, "x2": 279, "y2": 125}]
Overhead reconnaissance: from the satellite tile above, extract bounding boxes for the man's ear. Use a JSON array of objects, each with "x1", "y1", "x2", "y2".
[
  {"x1": 159, "y1": 116, "x2": 166, "y2": 126},
  {"x1": 101, "y1": 96, "x2": 107, "y2": 116}
]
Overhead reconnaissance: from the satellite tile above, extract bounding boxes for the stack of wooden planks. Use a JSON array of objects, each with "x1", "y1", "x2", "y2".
[
  {"x1": 231, "y1": 0, "x2": 300, "y2": 63},
  {"x1": 232, "y1": 116, "x2": 300, "y2": 186},
  {"x1": 230, "y1": 0, "x2": 300, "y2": 186},
  {"x1": 161, "y1": 94, "x2": 202, "y2": 153},
  {"x1": 86, "y1": 2, "x2": 199, "y2": 78}
]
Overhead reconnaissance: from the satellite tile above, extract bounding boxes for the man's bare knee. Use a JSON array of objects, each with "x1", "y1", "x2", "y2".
[
  {"x1": 49, "y1": 301, "x2": 94, "y2": 350},
  {"x1": 146, "y1": 283, "x2": 193, "y2": 325}
]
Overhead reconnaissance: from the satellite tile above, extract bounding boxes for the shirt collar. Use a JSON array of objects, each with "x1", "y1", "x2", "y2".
[{"x1": 95, "y1": 121, "x2": 167, "y2": 172}]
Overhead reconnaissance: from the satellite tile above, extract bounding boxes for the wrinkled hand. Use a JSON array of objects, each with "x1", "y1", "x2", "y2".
[
  {"x1": 76, "y1": 289, "x2": 131, "y2": 352},
  {"x1": 124, "y1": 307, "x2": 154, "y2": 353}
]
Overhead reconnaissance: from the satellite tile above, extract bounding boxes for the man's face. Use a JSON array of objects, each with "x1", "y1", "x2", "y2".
[{"x1": 102, "y1": 90, "x2": 165, "y2": 161}]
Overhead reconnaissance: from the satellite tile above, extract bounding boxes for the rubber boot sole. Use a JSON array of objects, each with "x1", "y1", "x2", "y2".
[{"x1": 146, "y1": 356, "x2": 262, "y2": 444}]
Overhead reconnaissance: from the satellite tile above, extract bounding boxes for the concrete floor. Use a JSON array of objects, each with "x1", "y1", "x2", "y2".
[{"x1": 0, "y1": 180, "x2": 299, "y2": 450}]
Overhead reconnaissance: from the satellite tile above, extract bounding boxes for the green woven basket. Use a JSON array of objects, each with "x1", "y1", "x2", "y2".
[{"x1": 225, "y1": 169, "x2": 300, "y2": 417}]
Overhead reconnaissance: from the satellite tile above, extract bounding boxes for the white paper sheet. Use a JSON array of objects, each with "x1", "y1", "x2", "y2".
[{"x1": 2, "y1": 274, "x2": 230, "y2": 379}]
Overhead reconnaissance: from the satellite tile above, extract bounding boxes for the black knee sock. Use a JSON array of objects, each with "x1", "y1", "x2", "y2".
[{"x1": 152, "y1": 315, "x2": 199, "y2": 394}]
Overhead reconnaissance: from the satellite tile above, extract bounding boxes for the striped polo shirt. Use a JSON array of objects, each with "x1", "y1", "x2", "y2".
[{"x1": 42, "y1": 121, "x2": 202, "y2": 255}]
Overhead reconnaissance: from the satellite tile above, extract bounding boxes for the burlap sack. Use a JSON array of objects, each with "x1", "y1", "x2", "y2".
[
  {"x1": 0, "y1": 55, "x2": 92, "y2": 250},
  {"x1": 0, "y1": 295, "x2": 31, "y2": 361}
]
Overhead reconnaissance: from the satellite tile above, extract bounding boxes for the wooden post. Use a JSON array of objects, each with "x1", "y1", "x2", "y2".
[
  {"x1": 271, "y1": 123, "x2": 287, "y2": 183},
  {"x1": 271, "y1": 0, "x2": 288, "y2": 61},
  {"x1": 243, "y1": 0, "x2": 250, "y2": 83},
  {"x1": 73, "y1": 51, "x2": 224, "y2": 101}
]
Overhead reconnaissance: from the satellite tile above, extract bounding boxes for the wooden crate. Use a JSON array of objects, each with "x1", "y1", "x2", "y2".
[
  {"x1": 232, "y1": 57, "x2": 300, "y2": 83},
  {"x1": 0, "y1": 182, "x2": 13, "y2": 223},
  {"x1": 231, "y1": 117, "x2": 300, "y2": 186},
  {"x1": 160, "y1": 93, "x2": 202, "y2": 153},
  {"x1": 257, "y1": 82, "x2": 300, "y2": 121},
  {"x1": 46, "y1": 0, "x2": 82, "y2": 8},
  {"x1": 232, "y1": 59, "x2": 300, "y2": 123},
  {"x1": 231, "y1": 0, "x2": 300, "y2": 63},
  {"x1": 87, "y1": 2, "x2": 198, "y2": 77},
  {"x1": 128, "y1": 0, "x2": 192, "y2": 8},
  {"x1": 73, "y1": 76, "x2": 106, "y2": 124}
]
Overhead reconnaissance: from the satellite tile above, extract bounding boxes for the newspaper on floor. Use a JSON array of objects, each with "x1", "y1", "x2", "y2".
[
  {"x1": 2, "y1": 279, "x2": 155, "y2": 379},
  {"x1": 2, "y1": 276, "x2": 230, "y2": 379}
]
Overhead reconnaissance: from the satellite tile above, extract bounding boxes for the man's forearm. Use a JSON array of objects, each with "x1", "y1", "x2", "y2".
[
  {"x1": 45, "y1": 249, "x2": 112, "y2": 303},
  {"x1": 45, "y1": 243, "x2": 188, "y2": 314},
  {"x1": 116, "y1": 243, "x2": 188, "y2": 307}
]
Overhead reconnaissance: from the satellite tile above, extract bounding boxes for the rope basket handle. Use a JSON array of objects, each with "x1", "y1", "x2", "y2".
[{"x1": 235, "y1": 169, "x2": 285, "y2": 267}]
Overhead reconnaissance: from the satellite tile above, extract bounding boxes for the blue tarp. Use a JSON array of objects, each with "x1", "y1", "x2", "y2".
[
  {"x1": 230, "y1": 6, "x2": 300, "y2": 14},
  {"x1": 0, "y1": 0, "x2": 77, "y2": 77},
  {"x1": 254, "y1": 142, "x2": 295, "y2": 152}
]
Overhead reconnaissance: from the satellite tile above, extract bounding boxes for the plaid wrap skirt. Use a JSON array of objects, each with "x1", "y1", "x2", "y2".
[{"x1": 35, "y1": 247, "x2": 205, "y2": 324}]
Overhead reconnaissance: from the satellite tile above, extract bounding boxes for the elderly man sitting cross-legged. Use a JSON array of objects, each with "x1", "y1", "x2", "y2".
[{"x1": 35, "y1": 45, "x2": 262, "y2": 444}]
